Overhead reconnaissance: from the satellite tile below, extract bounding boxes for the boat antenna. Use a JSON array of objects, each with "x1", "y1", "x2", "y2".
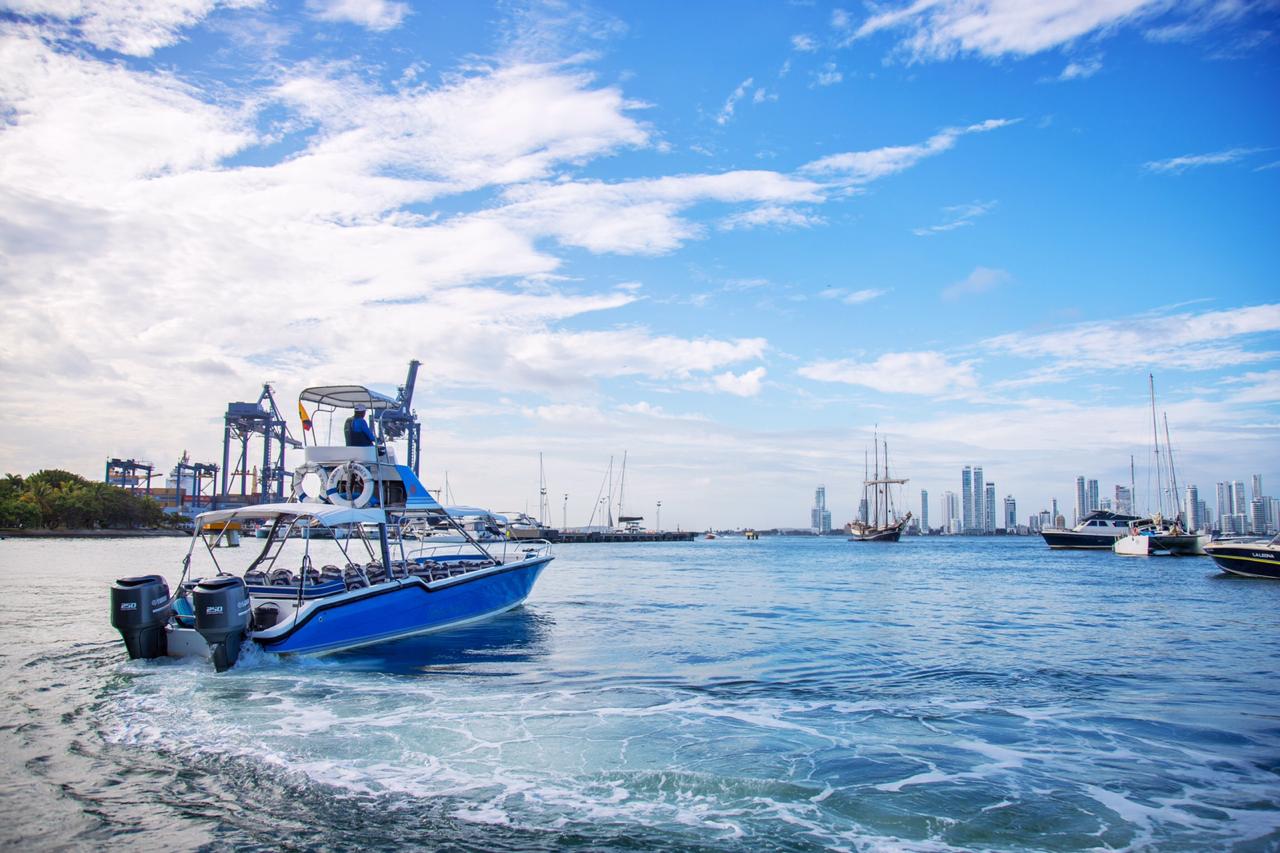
[
  {"x1": 1163, "y1": 412, "x2": 1182, "y2": 522},
  {"x1": 617, "y1": 450, "x2": 628, "y2": 522},
  {"x1": 1149, "y1": 374, "x2": 1165, "y2": 517},
  {"x1": 1129, "y1": 455, "x2": 1136, "y2": 516}
]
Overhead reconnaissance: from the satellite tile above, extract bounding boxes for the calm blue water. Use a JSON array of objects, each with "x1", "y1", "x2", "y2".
[{"x1": 1, "y1": 535, "x2": 1278, "y2": 850}]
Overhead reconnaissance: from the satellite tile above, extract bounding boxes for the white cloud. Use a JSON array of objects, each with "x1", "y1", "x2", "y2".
[
  {"x1": 720, "y1": 204, "x2": 822, "y2": 231},
  {"x1": 854, "y1": 0, "x2": 1161, "y2": 61},
  {"x1": 306, "y1": 0, "x2": 408, "y2": 30},
  {"x1": 1144, "y1": 146, "x2": 1267, "y2": 174},
  {"x1": 813, "y1": 61, "x2": 843, "y2": 86},
  {"x1": 713, "y1": 367, "x2": 767, "y2": 397},
  {"x1": 941, "y1": 266, "x2": 1012, "y2": 300},
  {"x1": 716, "y1": 76, "x2": 754, "y2": 125},
  {"x1": 819, "y1": 288, "x2": 889, "y2": 305},
  {"x1": 791, "y1": 33, "x2": 818, "y2": 51},
  {"x1": 984, "y1": 303, "x2": 1280, "y2": 372},
  {"x1": 802, "y1": 119, "x2": 1017, "y2": 183},
  {"x1": 1058, "y1": 56, "x2": 1102, "y2": 80},
  {"x1": 913, "y1": 199, "x2": 996, "y2": 235},
  {"x1": 0, "y1": 0, "x2": 250, "y2": 56},
  {"x1": 798, "y1": 351, "x2": 979, "y2": 396}
]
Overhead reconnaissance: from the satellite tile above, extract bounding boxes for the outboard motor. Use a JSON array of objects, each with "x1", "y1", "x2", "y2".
[
  {"x1": 193, "y1": 576, "x2": 250, "y2": 672},
  {"x1": 110, "y1": 575, "x2": 171, "y2": 659}
]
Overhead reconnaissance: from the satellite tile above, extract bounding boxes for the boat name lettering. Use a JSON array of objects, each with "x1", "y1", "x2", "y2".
[{"x1": 1251, "y1": 553, "x2": 1273, "y2": 559}]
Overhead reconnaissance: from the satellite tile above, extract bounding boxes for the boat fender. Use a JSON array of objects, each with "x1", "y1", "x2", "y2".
[
  {"x1": 290, "y1": 462, "x2": 329, "y2": 503},
  {"x1": 326, "y1": 462, "x2": 375, "y2": 508}
]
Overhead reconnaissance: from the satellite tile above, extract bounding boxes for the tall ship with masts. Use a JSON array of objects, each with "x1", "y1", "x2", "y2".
[{"x1": 848, "y1": 433, "x2": 912, "y2": 542}]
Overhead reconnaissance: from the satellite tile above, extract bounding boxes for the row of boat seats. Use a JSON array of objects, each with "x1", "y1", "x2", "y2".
[{"x1": 244, "y1": 557, "x2": 498, "y2": 591}]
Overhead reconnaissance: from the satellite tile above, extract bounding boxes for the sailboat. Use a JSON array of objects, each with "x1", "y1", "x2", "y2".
[
  {"x1": 1113, "y1": 375, "x2": 1206, "y2": 557},
  {"x1": 848, "y1": 432, "x2": 912, "y2": 542}
]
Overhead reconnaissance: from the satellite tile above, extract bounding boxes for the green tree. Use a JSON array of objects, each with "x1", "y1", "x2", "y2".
[
  {"x1": 0, "y1": 474, "x2": 24, "y2": 501},
  {"x1": 0, "y1": 498, "x2": 40, "y2": 528}
]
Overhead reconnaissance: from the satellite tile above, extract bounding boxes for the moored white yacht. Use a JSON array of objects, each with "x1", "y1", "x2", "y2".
[{"x1": 1040, "y1": 510, "x2": 1143, "y2": 549}]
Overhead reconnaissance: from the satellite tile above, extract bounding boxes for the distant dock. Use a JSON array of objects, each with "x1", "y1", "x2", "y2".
[{"x1": 553, "y1": 530, "x2": 699, "y2": 543}]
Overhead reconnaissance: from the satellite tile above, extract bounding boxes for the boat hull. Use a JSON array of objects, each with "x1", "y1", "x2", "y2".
[
  {"x1": 848, "y1": 528, "x2": 903, "y2": 542},
  {"x1": 1112, "y1": 533, "x2": 1201, "y2": 557},
  {"x1": 1041, "y1": 530, "x2": 1125, "y2": 550},
  {"x1": 1204, "y1": 544, "x2": 1280, "y2": 579},
  {"x1": 254, "y1": 556, "x2": 552, "y2": 655}
]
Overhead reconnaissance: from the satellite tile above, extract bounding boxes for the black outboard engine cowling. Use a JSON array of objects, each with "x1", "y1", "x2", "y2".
[
  {"x1": 193, "y1": 575, "x2": 250, "y2": 672},
  {"x1": 110, "y1": 575, "x2": 171, "y2": 660}
]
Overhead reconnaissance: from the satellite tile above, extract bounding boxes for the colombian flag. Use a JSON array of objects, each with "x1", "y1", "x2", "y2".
[{"x1": 298, "y1": 401, "x2": 312, "y2": 431}]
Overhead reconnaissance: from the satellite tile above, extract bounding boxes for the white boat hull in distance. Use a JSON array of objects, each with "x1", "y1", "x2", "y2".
[{"x1": 1113, "y1": 533, "x2": 1202, "y2": 557}]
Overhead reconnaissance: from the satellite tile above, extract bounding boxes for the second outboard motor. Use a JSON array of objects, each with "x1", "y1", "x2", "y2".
[
  {"x1": 193, "y1": 576, "x2": 250, "y2": 673},
  {"x1": 110, "y1": 575, "x2": 171, "y2": 659}
]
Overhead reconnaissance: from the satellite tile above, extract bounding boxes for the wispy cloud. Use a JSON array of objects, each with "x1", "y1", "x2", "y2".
[
  {"x1": 813, "y1": 61, "x2": 843, "y2": 86},
  {"x1": 713, "y1": 367, "x2": 767, "y2": 397},
  {"x1": 306, "y1": 0, "x2": 409, "y2": 31},
  {"x1": 716, "y1": 76, "x2": 754, "y2": 125},
  {"x1": 1144, "y1": 146, "x2": 1268, "y2": 173},
  {"x1": 819, "y1": 287, "x2": 889, "y2": 305},
  {"x1": 913, "y1": 200, "x2": 996, "y2": 236},
  {"x1": 984, "y1": 303, "x2": 1280, "y2": 374},
  {"x1": 798, "y1": 351, "x2": 979, "y2": 396},
  {"x1": 721, "y1": 204, "x2": 823, "y2": 231},
  {"x1": 791, "y1": 33, "x2": 818, "y2": 52},
  {"x1": 1058, "y1": 56, "x2": 1102, "y2": 80},
  {"x1": 801, "y1": 119, "x2": 1017, "y2": 183},
  {"x1": 0, "y1": 0, "x2": 249, "y2": 56},
  {"x1": 942, "y1": 266, "x2": 1011, "y2": 301}
]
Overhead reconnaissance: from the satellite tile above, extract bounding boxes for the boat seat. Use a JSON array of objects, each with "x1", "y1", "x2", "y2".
[
  {"x1": 244, "y1": 570, "x2": 267, "y2": 586},
  {"x1": 343, "y1": 567, "x2": 370, "y2": 590},
  {"x1": 320, "y1": 565, "x2": 344, "y2": 584},
  {"x1": 268, "y1": 568, "x2": 295, "y2": 586},
  {"x1": 362, "y1": 562, "x2": 387, "y2": 584}
]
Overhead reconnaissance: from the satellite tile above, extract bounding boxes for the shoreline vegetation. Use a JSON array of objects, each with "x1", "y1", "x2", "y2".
[{"x1": 0, "y1": 470, "x2": 187, "y2": 534}]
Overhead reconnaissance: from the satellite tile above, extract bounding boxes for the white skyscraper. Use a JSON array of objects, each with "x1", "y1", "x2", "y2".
[
  {"x1": 943, "y1": 490, "x2": 960, "y2": 534},
  {"x1": 973, "y1": 466, "x2": 985, "y2": 534},
  {"x1": 984, "y1": 482, "x2": 996, "y2": 533},
  {"x1": 1115, "y1": 485, "x2": 1133, "y2": 515},
  {"x1": 1003, "y1": 495, "x2": 1016, "y2": 531},
  {"x1": 961, "y1": 467, "x2": 973, "y2": 533},
  {"x1": 1086, "y1": 479, "x2": 1099, "y2": 513},
  {"x1": 811, "y1": 486, "x2": 831, "y2": 534},
  {"x1": 920, "y1": 489, "x2": 929, "y2": 533},
  {"x1": 1185, "y1": 484, "x2": 1200, "y2": 530},
  {"x1": 1075, "y1": 476, "x2": 1087, "y2": 525}
]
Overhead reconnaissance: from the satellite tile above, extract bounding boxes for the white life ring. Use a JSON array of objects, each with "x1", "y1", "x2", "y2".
[
  {"x1": 326, "y1": 462, "x2": 375, "y2": 508},
  {"x1": 290, "y1": 462, "x2": 329, "y2": 503}
]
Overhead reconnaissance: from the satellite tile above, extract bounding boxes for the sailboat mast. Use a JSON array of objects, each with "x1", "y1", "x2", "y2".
[
  {"x1": 617, "y1": 450, "x2": 628, "y2": 522},
  {"x1": 862, "y1": 449, "x2": 869, "y2": 526},
  {"x1": 873, "y1": 429, "x2": 880, "y2": 528},
  {"x1": 1163, "y1": 413, "x2": 1182, "y2": 521},
  {"x1": 884, "y1": 439, "x2": 894, "y2": 524},
  {"x1": 1149, "y1": 374, "x2": 1165, "y2": 517},
  {"x1": 538, "y1": 452, "x2": 548, "y2": 527},
  {"x1": 606, "y1": 455, "x2": 614, "y2": 528}
]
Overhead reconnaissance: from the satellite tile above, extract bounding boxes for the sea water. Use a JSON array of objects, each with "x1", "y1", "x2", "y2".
[{"x1": 0, "y1": 536, "x2": 1277, "y2": 851}]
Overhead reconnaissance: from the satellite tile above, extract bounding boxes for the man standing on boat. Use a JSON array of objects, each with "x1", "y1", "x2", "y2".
[{"x1": 344, "y1": 407, "x2": 376, "y2": 447}]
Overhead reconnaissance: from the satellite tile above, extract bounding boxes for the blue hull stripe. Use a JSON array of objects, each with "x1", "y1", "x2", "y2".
[{"x1": 253, "y1": 557, "x2": 552, "y2": 655}]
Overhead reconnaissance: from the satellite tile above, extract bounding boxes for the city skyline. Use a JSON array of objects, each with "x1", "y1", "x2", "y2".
[{"x1": 0, "y1": 1, "x2": 1276, "y2": 529}]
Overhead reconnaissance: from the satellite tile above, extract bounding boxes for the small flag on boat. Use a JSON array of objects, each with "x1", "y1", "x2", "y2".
[{"x1": 298, "y1": 401, "x2": 312, "y2": 431}]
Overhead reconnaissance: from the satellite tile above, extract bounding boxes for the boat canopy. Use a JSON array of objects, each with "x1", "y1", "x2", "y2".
[
  {"x1": 444, "y1": 505, "x2": 509, "y2": 523},
  {"x1": 300, "y1": 385, "x2": 399, "y2": 411},
  {"x1": 195, "y1": 502, "x2": 387, "y2": 527}
]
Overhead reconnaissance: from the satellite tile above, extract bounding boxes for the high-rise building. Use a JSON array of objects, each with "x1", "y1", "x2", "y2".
[
  {"x1": 1051, "y1": 498, "x2": 1061, "y2": 528},
  {"x1": 1185, "y1": 485, "x2": 1200, "y2": 530},
  {"x1": 943, "y1": 490, "x2": 960, "y2": 534},
  {"x1": 857, "y1": 498, "x2": 869, "y2": 525},
  {"x1": 961, "y1": 467, "x2": 973, "y2": 533},
  {"x1": 920, "y1": 489, "x2": 929, "y2": 533},
  {"x1": 811, "y1": 486, "x2": 831, "y2": 534},
  {"x1": 984, "y1": 482, "x2": 996, "y2": 532},
  {"x1": 1115, "y1": 485, "x2": 1133, "y2": 515},
  {"x1": 1215, "y1": 482, "x2": 1231, "y2": 529},
  {"x1": 1251, "y1": 498, "x2": 1267, "y2": 535},
  {"x1": 1198, "y1": 499, "x2": 1209, "y2": 532},
  {"x1": 973, "y1": 467, "x2": 985, "y2": 534},
  {"x1": 1074, "y1": 476, "x2": 1087, "y2": 525},
  {"x1": 1003, "y1": 495, "x2": 1016, "y2": 531},
  {"x1": 1086, "y1": 479, "x2": 1099, "y2": 514},
  {"x1": 1253, "y1": 474, "x2": 1264, "y2": 503},
  {"x1": 1232, "y1": 480, "x2": 1247, "y2": 515}
]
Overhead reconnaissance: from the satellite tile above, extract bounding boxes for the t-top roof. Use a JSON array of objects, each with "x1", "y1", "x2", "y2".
[
  {"x1": 300, "y1": 385, "x2": 399, "y2": 411},
  {"x1": 196, "y1": 502, "x2": 386, "y2": 527}
]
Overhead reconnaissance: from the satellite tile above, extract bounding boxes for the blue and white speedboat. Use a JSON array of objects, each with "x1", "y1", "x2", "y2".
[{"x1": 109, "y1": 382, "x2": 553, "y2": 671}]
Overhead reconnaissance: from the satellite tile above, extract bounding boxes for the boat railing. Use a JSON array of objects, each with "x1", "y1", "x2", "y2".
[{"x1": 407, "y1": 538, "x2": 552, "y2": 565}]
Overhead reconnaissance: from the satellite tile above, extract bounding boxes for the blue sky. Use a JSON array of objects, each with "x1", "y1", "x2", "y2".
[{"x1": 1, "y1": 0, "x2": 1277, "y2": 529}]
